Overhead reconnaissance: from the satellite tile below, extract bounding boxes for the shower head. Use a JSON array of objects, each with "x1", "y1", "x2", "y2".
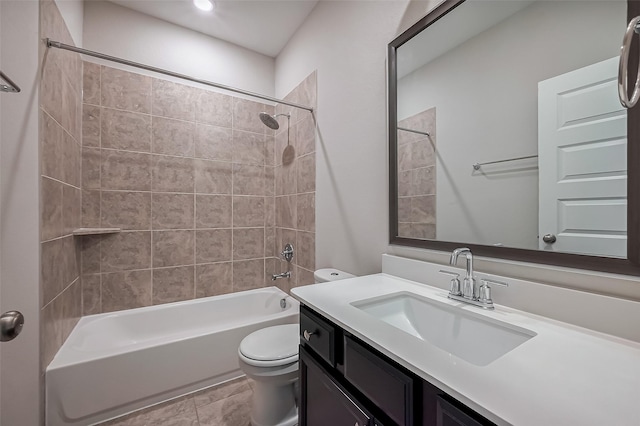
[
  {"x1": 259, "y1": 112, "x2": 290, "y2": 130},
  {"x1": 259, "y1": 113, "x2": 279, "y2": 130}
]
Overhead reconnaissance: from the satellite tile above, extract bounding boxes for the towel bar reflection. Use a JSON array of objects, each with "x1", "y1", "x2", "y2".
[
  {"x1": 397, "y1": 126, "x2": 430, "y2": 137},
  {"x1": 473, "y1": 154, "x2": 538, "y2": 171},
  {"x1": 0, "y1": 70, "x2": 20, "y2": 93}
]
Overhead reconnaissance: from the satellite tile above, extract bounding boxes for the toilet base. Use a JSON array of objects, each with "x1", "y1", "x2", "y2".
[
  {"x1": 249, "y1": 379, "x2": 298, "y2": 426},
  {"x1": 250, "y1": 414, "x2": 297, "y2": 426}
]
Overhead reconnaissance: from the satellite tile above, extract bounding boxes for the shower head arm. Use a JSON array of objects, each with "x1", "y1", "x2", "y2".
[{"x1": 259, "y1": 112, "x2": 289, "y2": 130}]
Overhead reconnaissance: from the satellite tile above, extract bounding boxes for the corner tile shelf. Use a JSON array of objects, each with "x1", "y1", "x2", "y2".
[{"x1": 72, "y1": 228, "x2": 121, "y2": 236}]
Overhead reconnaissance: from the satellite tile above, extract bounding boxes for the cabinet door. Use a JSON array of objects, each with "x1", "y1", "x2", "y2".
[
  {"x1": 300, "y1": 346, "x2": 372, "y2": 426},
  {"x1": 436, "y1": 396, "x2": 495, "y2": 426},
  {"x1": 343, "y1": 334, "x2": 414, "y2": 426}
]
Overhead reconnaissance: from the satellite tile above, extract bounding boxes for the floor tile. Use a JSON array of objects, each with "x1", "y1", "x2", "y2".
[{"x1": 196, "y1": 390, "x2": 253, "y2": 426}]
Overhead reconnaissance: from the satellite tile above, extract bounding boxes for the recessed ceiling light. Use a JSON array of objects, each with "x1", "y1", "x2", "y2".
[{"x1": 193, "y1": 0, "x2": 214, "y2": 12}]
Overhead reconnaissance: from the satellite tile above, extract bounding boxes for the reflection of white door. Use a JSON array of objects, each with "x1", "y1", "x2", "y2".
[
  {"x1": 538, "y1": 57, "x2": 627, "y2": 257},
  {"x1": 1, "y1": 1, "x2": 41, "y2": 424}
]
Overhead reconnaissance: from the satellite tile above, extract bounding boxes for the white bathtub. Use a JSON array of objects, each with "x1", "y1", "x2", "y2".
[{"x1": 46, "y1": 286, "x2": 299, "y2": 426}]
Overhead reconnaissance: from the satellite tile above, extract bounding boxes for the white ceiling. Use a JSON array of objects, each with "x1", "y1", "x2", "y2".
[{"x1": 107, "y1": 0, "x2": 319, "y2": 57}]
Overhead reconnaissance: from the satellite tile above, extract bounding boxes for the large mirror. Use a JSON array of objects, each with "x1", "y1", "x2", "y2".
[{"x1": 389, "y1": 0, "x2": 640, "y2": 274}]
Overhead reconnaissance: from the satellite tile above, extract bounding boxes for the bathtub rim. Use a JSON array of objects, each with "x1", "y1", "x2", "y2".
[
  {"x1": 46, "y1": 311, "x2": 300, "y2": 426},
  {"x1": 47, "y1": 286, "x2": 299, "y2": 370}
]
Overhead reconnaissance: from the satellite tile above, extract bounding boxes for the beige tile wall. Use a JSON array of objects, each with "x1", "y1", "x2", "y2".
[
  {"x1": 40, "y1": 2, "x2": 318, "y2": 378},
  {"x1": 38, "y1": 3, "x2": 317, "y2": 418},
  {"x1": 397, "y1": 108, "x2": 437, "y2": 239},
  {"x1": 270, "y1": 72, "x2": 318, "y2": 291},
  {"x1": 80, "y1": 64, "x2": 317, "y2": 314},
  {"x1": 40, "y1": 0, "x2": 83, "y2": 370}
]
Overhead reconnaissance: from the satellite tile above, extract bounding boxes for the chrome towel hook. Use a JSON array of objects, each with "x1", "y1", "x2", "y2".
[{"x1": 618, "y1": 16, "x2": 640, "y2": 108}]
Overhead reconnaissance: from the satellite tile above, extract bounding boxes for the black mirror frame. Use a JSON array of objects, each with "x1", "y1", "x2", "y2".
[{"x1": 388, "y1": 0, "x2": 640, "y2": 276}]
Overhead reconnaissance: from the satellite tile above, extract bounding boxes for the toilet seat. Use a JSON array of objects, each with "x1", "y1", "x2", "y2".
[{"x1": 239, "y1": 324, "x2": 299, "y2": 367}]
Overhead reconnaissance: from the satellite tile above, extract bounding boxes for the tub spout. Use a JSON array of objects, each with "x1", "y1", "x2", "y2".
[{"x1": 272, "y1": 271, "x2": 291, "y2": 281}]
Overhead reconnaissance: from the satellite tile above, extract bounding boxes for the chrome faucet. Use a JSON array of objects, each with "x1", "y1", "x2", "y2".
[
  {"x1": 439, "y1": 248, "x2": 508, "y2": 309},
  {"x1": 449, "y1": 247, "x2": 477, "y2": 299},
  {"x1": 272, "y1": 271, "x2": 291, "y2": 281},
  {"x1": 272, "y1": 243, "x2": 293, "y2": 281}
]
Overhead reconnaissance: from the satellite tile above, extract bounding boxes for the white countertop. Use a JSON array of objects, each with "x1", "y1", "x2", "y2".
[{"x1": 291, "y1": 273, "x2": 640, "y2": 426}]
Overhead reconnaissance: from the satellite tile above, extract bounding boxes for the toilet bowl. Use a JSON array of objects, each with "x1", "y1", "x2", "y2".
[{"x1": 238, "y1": 324, "x2": 300, "y2": 426}]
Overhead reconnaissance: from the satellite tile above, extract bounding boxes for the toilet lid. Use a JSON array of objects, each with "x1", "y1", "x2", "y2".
[{"x1": 239, "y1": 324, "x2": 299, "y2": 362}]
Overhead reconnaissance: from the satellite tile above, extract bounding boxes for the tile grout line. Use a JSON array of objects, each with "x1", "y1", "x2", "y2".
[
  {"x1": 193, "y1": 115, "x2": 197, "y2": 300},
  {"x1": 97, "y1": 64, "x2": 104, "y2": 314},
  {"x1": 149, "y1": 75, "x2": 155, "y2": 308},
  {"x1": 78, "y1": 59, "x2": 86, "y2": 316},
  {"x1": 41, "y1": 174, "x2": 82, "y2": 192},
  {"x1": 42, "y1": 276, "x2": 81, "y2": 310},
  {"x1": 231, "y1": 98, "x2": 235, "y2": 294}
]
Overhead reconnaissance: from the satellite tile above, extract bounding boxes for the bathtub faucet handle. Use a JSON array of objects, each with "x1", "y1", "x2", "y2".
[{"x1": 280, "y1": 243, "x2": 294, "y2": 263}]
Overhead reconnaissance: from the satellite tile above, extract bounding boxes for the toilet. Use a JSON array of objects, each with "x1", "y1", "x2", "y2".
[
  {"x1": 313, "y1": 268, "x2": 355, "y2": 283},
  {"x1": 238, "y1": 324, "x2": 300, "y2": 426},
  {"x1": 238, "y1": 268, "x2": 355, "y2": 426}
]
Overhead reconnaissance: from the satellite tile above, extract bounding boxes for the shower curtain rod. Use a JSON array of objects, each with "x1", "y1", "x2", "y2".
[{"x1": 45, "y1": 39, "x2": 314, "y2": 112}]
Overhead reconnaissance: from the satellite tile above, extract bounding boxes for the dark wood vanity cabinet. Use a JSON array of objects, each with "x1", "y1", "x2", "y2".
[
  {"x1": 299, "y1": 305, "x2": 497, "y2": 426},
  {"x1": 300, "y1": 346, "x2": 373, "y2": 426}
]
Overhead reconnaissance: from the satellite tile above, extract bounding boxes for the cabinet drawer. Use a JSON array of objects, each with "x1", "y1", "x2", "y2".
[
  {"x1": 300, "y1": 306, "x2": 337, "y2": 366},
  {"x1": 343, "y1": 335, "x2": 414, "y2": 426}
]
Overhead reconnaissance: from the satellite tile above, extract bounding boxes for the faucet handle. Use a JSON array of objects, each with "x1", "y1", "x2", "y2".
[
  {"x1": 439, "y1": 270, "x2": 462, "y2": 296},
  {"x1": 480, "y1": 278, "x2": 508, "y2": 288},
  {"x1": 478, "y1": 278, "x2": 508, "y2": 304},
  {"x1": 439, "y1": 269, "x2": 460, "y2": 276},
  {"x1": 280, "y1": 243, "x2": 294, "y2": 263}
]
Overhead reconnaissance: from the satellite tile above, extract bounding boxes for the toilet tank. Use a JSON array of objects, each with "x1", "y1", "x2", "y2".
[{"x1": 313, "y1": 268, "x2": 356, "y2": 283}]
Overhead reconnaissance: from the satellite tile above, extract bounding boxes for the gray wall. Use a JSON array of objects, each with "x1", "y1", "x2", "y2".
[
  {"x1": 83, "y1": 1, "x2": 275, "y2": 97},
  {"x1": 275, "y1": 1, "x2": 418, "y2": 275}
]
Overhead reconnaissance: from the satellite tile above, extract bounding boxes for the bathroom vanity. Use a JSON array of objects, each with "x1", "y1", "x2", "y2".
[
  {"x1": 292, "y1": 266, "x2": 640, "y2": 426},
  {"x1": 298, "y1": 304, "x2": 495, "y2": 426}
]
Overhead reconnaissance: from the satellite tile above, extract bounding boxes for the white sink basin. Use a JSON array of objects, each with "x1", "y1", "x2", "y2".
[{"x1": 352, "y1": 292, "x2": 536, "y2": 366}]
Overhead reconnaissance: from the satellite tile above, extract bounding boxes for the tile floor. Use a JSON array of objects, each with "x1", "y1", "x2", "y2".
[{"x1": 100, "y1": 376, "x2": 253, "y2": 426}]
